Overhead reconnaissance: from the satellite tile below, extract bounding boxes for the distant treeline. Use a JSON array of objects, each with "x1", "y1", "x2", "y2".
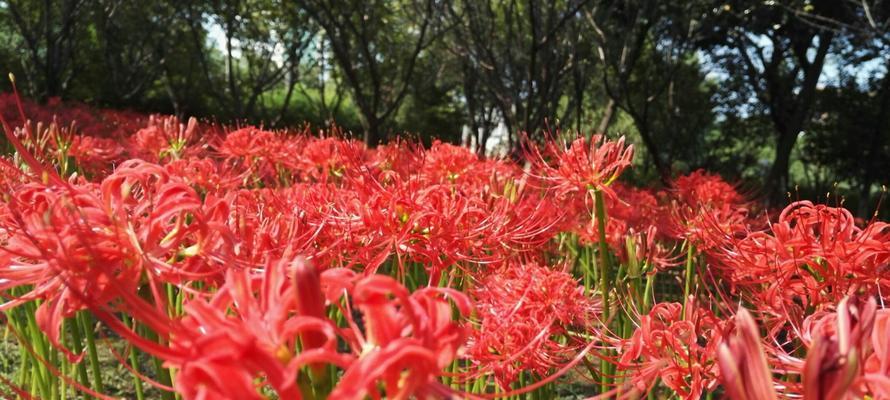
[{"x1": 0, "y1": 0, "x2": 888, "y2": 211}]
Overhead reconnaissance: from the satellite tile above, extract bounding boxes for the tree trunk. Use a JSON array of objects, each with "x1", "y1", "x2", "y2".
[
  {"x1": 363, "y1": 116, "x2": 383, "y2": 147},
  {"x1": 626, "y1": 105, "x2": 669, "y2": 184},
  {"x1": 596, "y1": 99, "x2": 616, "y2": 134},
  {"x1": 766, "y1": 129, "x2": 799, "y2": 205},
  {"x1": 858, "y1": 69, "x2": 890, "y2": 217},
  {"x1": 637, "y1": 123, "x2": 670, "y2": 184}
]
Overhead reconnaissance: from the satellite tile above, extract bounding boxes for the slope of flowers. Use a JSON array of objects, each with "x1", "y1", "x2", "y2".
[{"x1": 0, "y1": 94, "x2": 888, "y2": 399}]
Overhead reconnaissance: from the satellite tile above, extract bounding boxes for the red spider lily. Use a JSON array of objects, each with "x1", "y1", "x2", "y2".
[
  {"x1": 368, "y1": 139, "x2": 424, "y2": 179},
  {"x1": 670, "y1": 201, "x2": 752, "y2": 251},
  {"x1": 129, "y1": 115, "x2": 202, "y2": 162},
  {"x1": 98, "y1": 159, "x2": 230, "y2": 283},
  {"x1": 331, "y1": 277, "x2": 472, "y2": 399},
  {"x1": 1, "y1": 92, "x2": 143, "y2": 138},
  {"x1": 164, "y1": 157, "x2": 245, "y2": 194},
  {"x1": 706, "y1": 201, "x2": 890, "y2": 329},
  {"x1": 526, "y1": 135, "x2": 634, "y2": 198},
  {"x1": 0, "y1": 150, "x2": 230, "y2": 359},
  {"x1": 325, "y1": 165, "x2": 567, "y2": 279},
  {"x1": 11, "y1": 114, "x2": 128, "y2": 178},
  {"x1": 10, "y1": 121, "x2": 70, "y2": 169},
  {"x1": 217, "y1": 126, "x2": 278, "y2": 161},
  {"x1": 627, "y1": 226, "x2": 681, "y2": 271},
  {"x1": 67, "y1": 135, "x2": 126, "y2": 175},
  {"x1": 0, "y1": 178, "x2": 144, "y2": 359},
  {"x1": 7, "y1": 89, "x2": 890, "y2": 400},
  {"x1": 293, "y1": 256, "x2": 329, "y2": 376},
  {"x1": 326, "y1": 176, "x2": 450, "y2": 274},
  {"x1": 419, "y1": 141, "x2": 480, "y2": 183},
  {"x1": 419, "y1": 141, "x2": 521, "y2": 189},
  {"x1": 672, "y1": 170, "x2": 745, "y2": 208},
  {"x1": 155, "y1": 254, "x2": 472, "y2": 400},
  {"x1": 801, "y1": 296, "x2": 877, "y2": 399},
  {"x1": 609, "y1": 183, "x2": 672, "y2": 238},
  {"x1": 717, "y1": 308, "x2": 778, "y2": 400},
  {"x1": 294, "y1": 136, "x2": 369, "y2": 183},
  {"x1": 617, "y1": 300, "x2": 727, "y2": 399},
  {"x1": 665, "y1": 170, "x2": 755, "y2": 248},
  {"x1": 472, "y1": 187, "x2": 571, "y2": 261},
  {"x1": 465, "y1": 261, "x2": 601, "y2": 389},
  {"x1": 719, "y1": 298, "x2": 890, "y2": 400},
  {"x1": 162, "y1": 254, "x2": 348, "y2": 400},
  {"x1": 866, "y1": 308, "x2": 890, "y2": 398},
  {"x1": 215, "y1": 126, "x2": 313, "y2": 186},
  {"x1": 219, "y1": 185, "x2": 335, "y2": 268},
  {"x1": 577, "y1": 214, "x2": 679, "y2": 272}
]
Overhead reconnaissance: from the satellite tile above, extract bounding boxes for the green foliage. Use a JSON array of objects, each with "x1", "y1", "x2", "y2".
[{"x1": 0, "y1": 0, "x2": 888, "y2": 214}]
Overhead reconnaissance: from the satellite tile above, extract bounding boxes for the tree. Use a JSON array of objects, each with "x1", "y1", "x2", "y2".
[
  {"x1": 444, "y1": 0, "x2": 591, "y2": 153},
  {"x1": 699, "y1": 1, "x2": 847, "y2": 203},
  {"x1": 394, "y1": 37, "x2": 465, "y2": 145},
  {"x1": 2, "y1": 0, "x2": 85, "y2": 100},
  {"x1": 177, "y1": 0, "x2": 314, "y2": 121},
  {"x1": 301, "y1": 0, "x2": 439, "y2": 146},
  {"x1": 584, "y1": 0, "x2": 709, "y2": 181},
  {"x1": 84, "y1": 1, "x2": 180, "y2": 105},
  {"x1": 802, "y1": 64, "x2": 890, "y2": 216}
]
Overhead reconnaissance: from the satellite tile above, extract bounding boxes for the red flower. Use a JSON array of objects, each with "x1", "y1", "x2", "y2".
[
  {"x1": 130, "y1": 116, "x2": 201, "y2": 162},
  {"x1": 802, "y1": 297, "x2": 877, "y2": 400},
  {"x1": 330, "y1": 275, "x2": 472, "y2": 399},
  {"x1": 865, "y1": 308, "x2": 890, "y2": 398},
  {"x1": 717, "y1": 308, "x2": 778, "y2": 400},
  {"x1": 465, "y1": 261, "x2": 600, "y2": 389},
  {"x1": 164, "y1": 254, "x2": 345, "y2": 400},
  {"x1": 706, "y1": 201, "x2": 890, "y2": 327},
  {"x1": 0, "y1": 179, "x2": 142, "y2": 360},
  {"x1": 527, "y1": 135, "x2": 634, "y2": 197},
  {"x1": 67, "y1": 135, "x2": 126, "y2": 175},
  {"x1": 618, "y1": 300, "x2": 726, "y2": 399},
  {"x1": 673, "y1": 170, "x2": 745, "y2": 208}
]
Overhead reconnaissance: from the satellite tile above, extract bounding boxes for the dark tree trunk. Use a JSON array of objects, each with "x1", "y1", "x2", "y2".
[
  {"x1": 857, "y1": 70, "x2": 890, "y2": 216},
  {"x1": 363, "y1": 116, "x2": 383, "y2": 147},
  {"x1": 762, "y1": 31, "x2": 833, "y2": 205},
  {"x1": 636, "y1": 122, "x2": 670, "y2": 184},
  {"x1": 766, "y1": 129, "x2": 799, "y2": 205}
]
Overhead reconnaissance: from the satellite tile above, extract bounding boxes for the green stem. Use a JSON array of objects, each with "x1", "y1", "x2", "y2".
[
  {"x1": 518, "y1": 371, "x2": 526, "y2": 399},
  {"x1": 142, "y1": 325, "x2": 176, "y2": 400},
  {"x1": 593, "y1": 189, "x2": 614, "y2": 394},
  {"x1": 583, "y1": 244, "x2": 593, "y2": 294},
  {"x1": 67, "y1": 316, "x2": 92, "y2": 395},
  {"x1": 643, "y1": 272, "x2": 655, "y2": 314},
  {"x1": 16, "y1": 336, "x2": 30, "y2": 392},
  {"x1": 59, "y1": 352, "x2": 68, "y2": 400},
  {"x1": 166, "y1": 283, "x2": 176, "y2": 316},
  {"x1": 29, "y1": 365, "x2": 39, "y2": 400},
  {"x1": 682, "y1": 243, "x2": 695, "y2": 319},
  {"x1": 647, "y1": 377, "x2": 660, "y2": 399},
  {"x1": 593, "y1": 190, "x2": 611, "y2": 321},
  {"x1": 49, "y1": 347, "x2": 59, "y2": 400},
  {"x1": 23, "y1": 302, "x2": 52, "y2": 398},
  {"x1": 127, "y1": 318, "x2": 146, "y2": 400},
  {"x1": 625, "y1": 237, "x2": 643, "y2": 312},
  {"x1": 78, "y1": 312, "x2": 105, "y2": 394}
]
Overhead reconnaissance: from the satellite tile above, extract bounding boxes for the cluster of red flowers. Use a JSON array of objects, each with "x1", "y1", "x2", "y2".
[
  {"x1": 710, "y1": 201, "x2": 890, "y2": 312},
  {"x1": 466, "y1": 261, "x2": 601, "y2": 389},
  {"x1": 618, "y1": 300, "x2": 727, "y2": 399},
  {"x1": 1, "y1": 94, "x2": 888, "y2": 399}
]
